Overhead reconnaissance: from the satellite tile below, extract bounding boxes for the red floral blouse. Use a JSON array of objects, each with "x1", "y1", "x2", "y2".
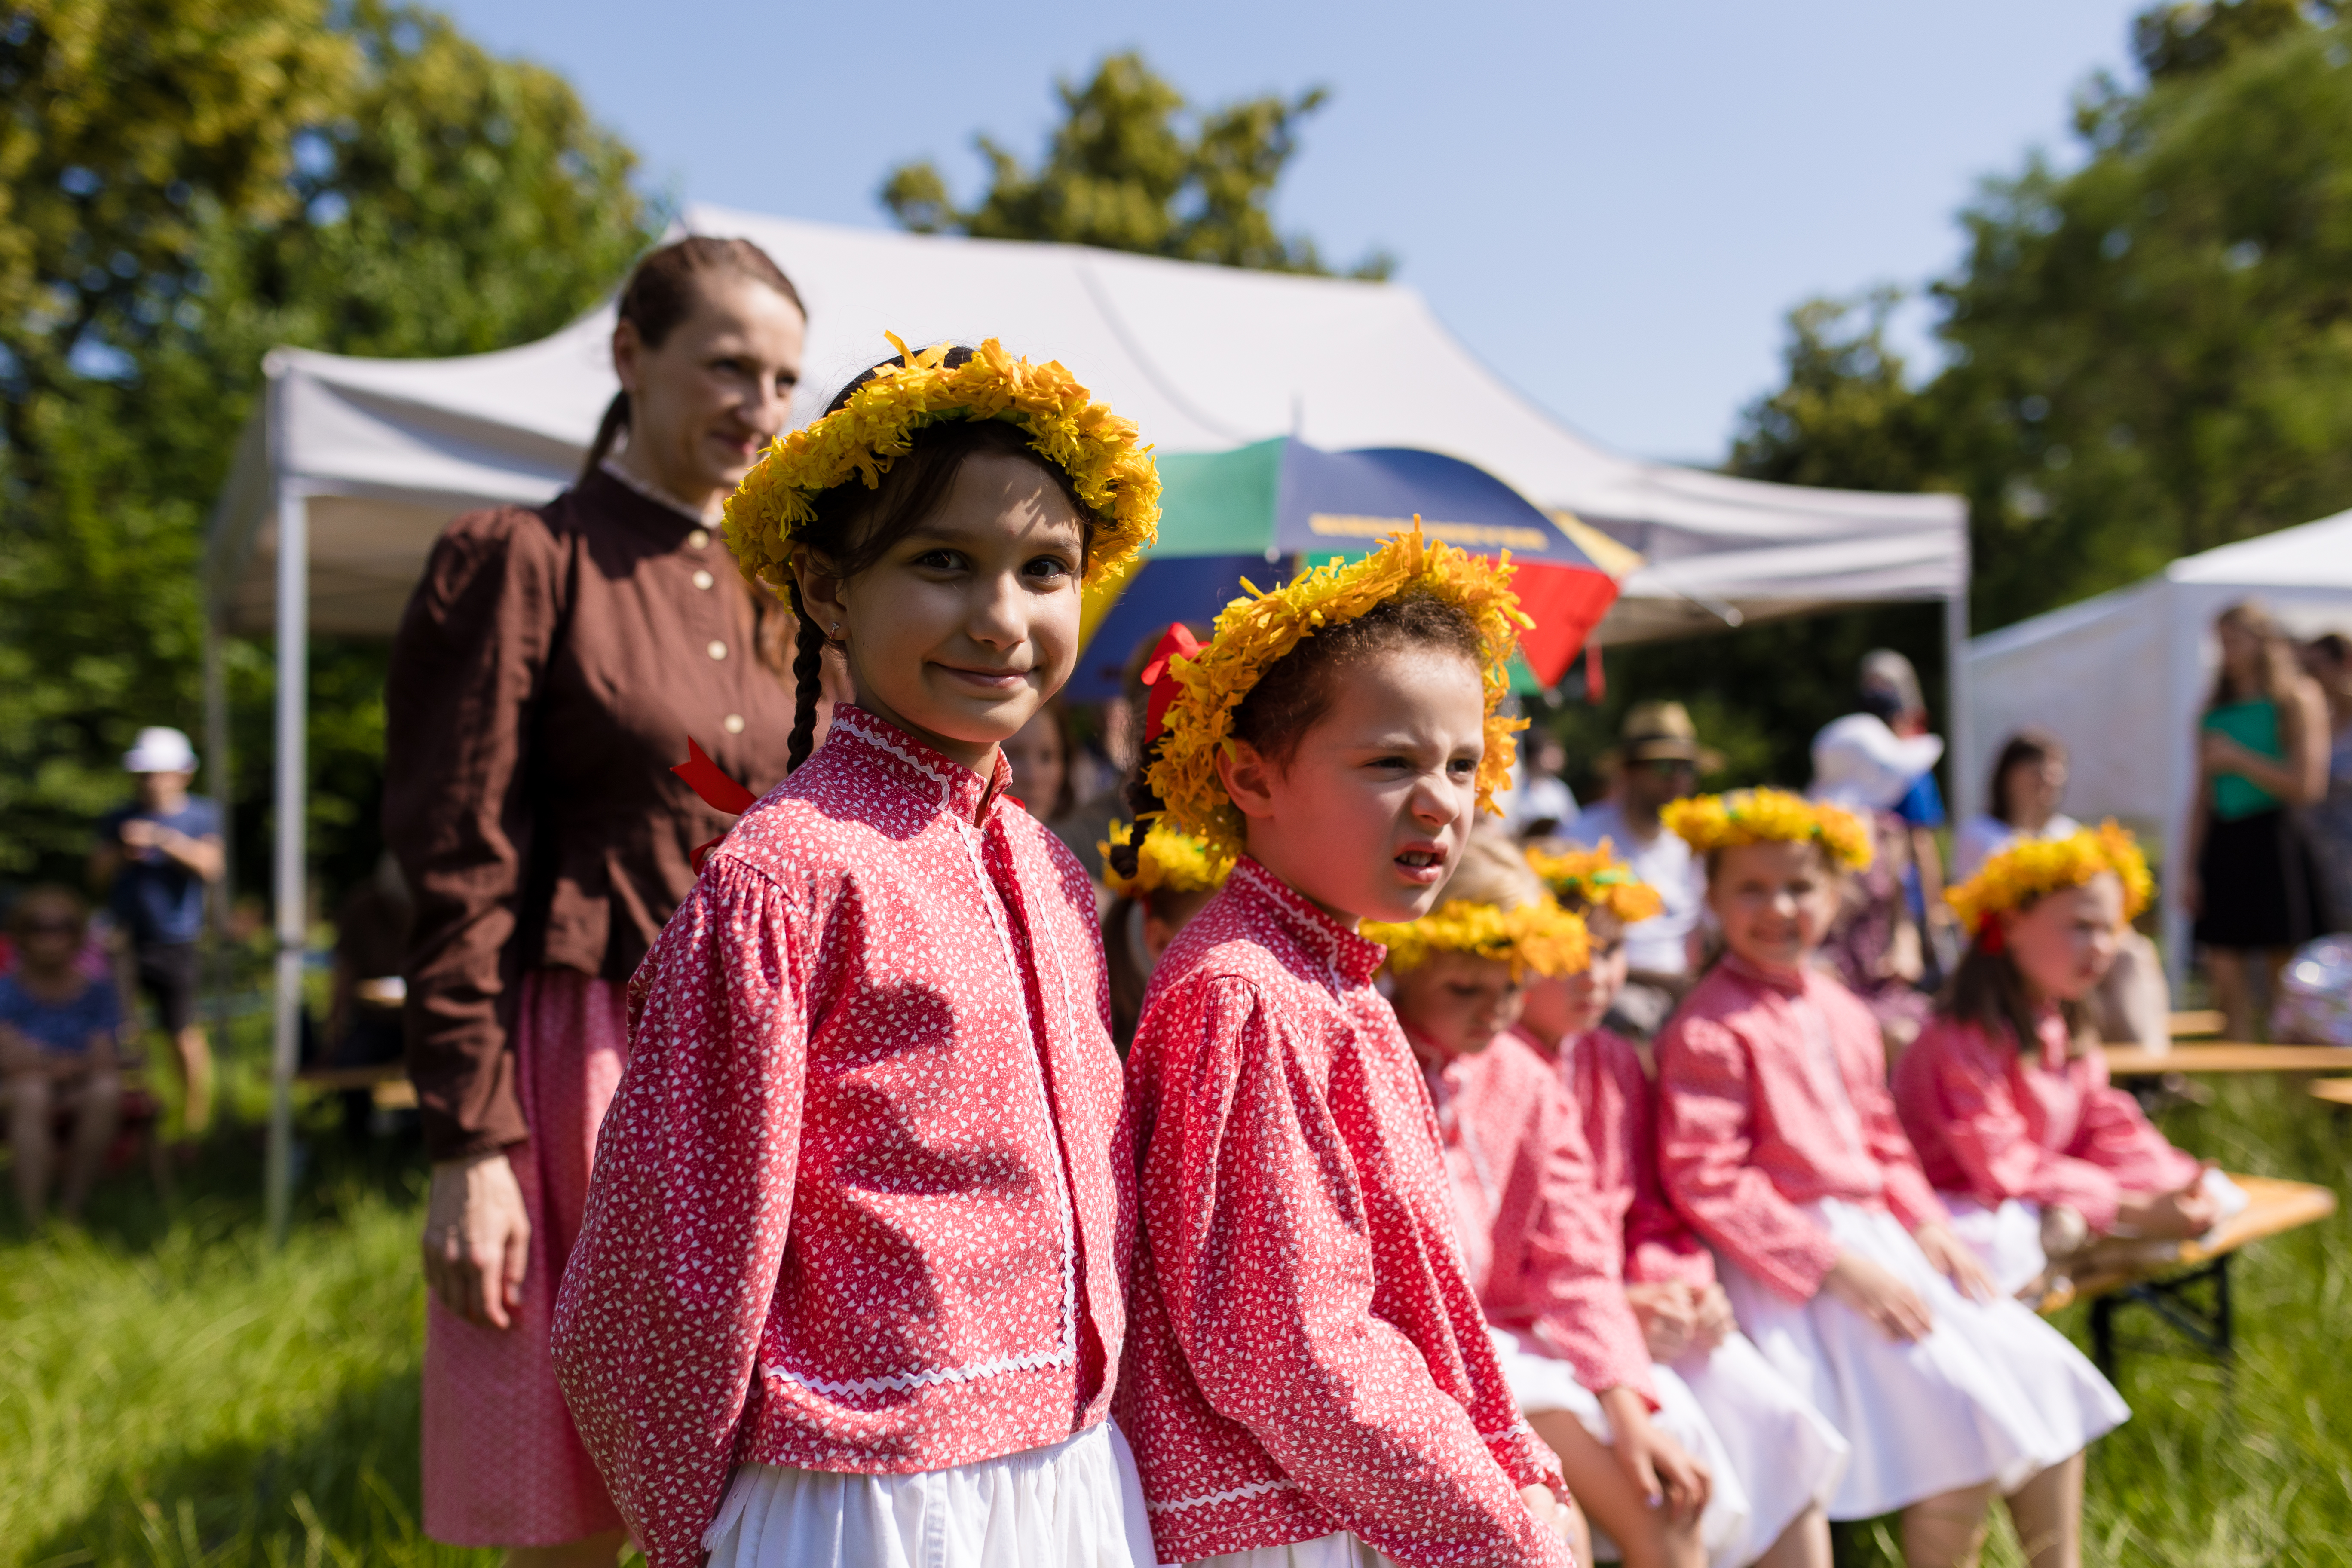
[
  {"x1": 551, "y1": 708, "x2": 1130, "y2": 1568},
  {"x1": 1556, "y1": 1028, "x2": 1716, "y2": 1290},
  {"x1": 1118, "y1": 861, "x2": 1571, "y2": 1568}
]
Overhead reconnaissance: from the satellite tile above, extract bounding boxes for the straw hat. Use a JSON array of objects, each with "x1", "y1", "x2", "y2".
[{"x1": 1599, "y1": 700, "x2": 1724, "y2": 774}]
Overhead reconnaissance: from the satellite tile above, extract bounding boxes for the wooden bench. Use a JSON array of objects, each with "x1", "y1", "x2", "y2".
[
  {"x1": 2101, "y1": 1043, "x2": 2352, "y2": 1075},
  {"x1": 293, "y1": 1061, "x2": 416, "y2": 1110},
  {"x1": 2310, "y1": 1078, "x2": 2352, "y2": 1109},
  {"x1": 2169, "y1": 1009, "x2": 2225, "y2": 1038},
  {"x1": 2041, "y1": 1173, "x2": 2337, "y2": 1373}
]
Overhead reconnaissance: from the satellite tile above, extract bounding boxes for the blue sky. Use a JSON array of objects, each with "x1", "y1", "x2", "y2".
[{"x1": 439, "y1": 0, "x2": 2147, "y2": 464}]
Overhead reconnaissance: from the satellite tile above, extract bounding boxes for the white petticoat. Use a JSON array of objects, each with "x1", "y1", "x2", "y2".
[
  {"x1": 1943, "y1": 1170, "x2": 2254, "y2": 1297},
  {"x1": 1488, "y1": 1325, "x2": 1846, "y2": 1567},
  {"x1": 1177, "y1": 1533, "x2": 1393, "y2": 1567},
  {"x1": 704, "y1": 1421, "x2": 1155, "y2": 1568},
  {"x1": 1717, "y1": 1197, "x2": 2130, "y2": 1520}
]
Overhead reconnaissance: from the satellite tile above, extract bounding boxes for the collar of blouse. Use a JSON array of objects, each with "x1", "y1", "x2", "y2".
[
  {"x1": 1224, "y1": 858, "x2": 1387, "y2": 991},
  {"x1": 821, "y1": 705, "x2": 1020, "y2": 829}
]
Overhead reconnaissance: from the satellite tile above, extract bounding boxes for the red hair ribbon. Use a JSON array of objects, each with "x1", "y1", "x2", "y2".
[
  {"x1": 1140, "y1": 622, "x2": 1204, "y2": 746},
  {"x1": 1977, "y1": 919, "x2": 2006, "y2": 956},
  {"x1": 671, "y1": 737, "x2": 761, "y2": 871}
]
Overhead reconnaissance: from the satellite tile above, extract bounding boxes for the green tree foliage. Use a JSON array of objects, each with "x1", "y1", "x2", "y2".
[
  {"x1": 0, "y1": 0, "x2": 653, "y2": 893},
  {"x1": 881, "y1": 51, "x2": 1392, "y2": 278}
]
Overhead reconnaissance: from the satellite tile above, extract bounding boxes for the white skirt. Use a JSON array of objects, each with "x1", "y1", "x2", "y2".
[
  {"x1": 1179, "y1": 1534, "x2": 1393, "y2": 1567},
  {"x1": 1717, "y1": 1198, "x2": 2130, "y2": 1520},
  {"x1": 1944, "y1": 1170, "x2": 2254, "y2": 1297},
  {"x1": 1489, "y1": 1326, "x2": 1845, "y2": 1567},
  {"x1": 704, "y1": 1421, "x2": 1155, "y2": 1568}
]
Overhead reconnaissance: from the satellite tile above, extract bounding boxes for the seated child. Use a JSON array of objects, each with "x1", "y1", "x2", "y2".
[
  {"x1": 1099, "y1": 814, "x2": 1231, "y2": 1050},
  {"x1": 1117, "y1": 529, "x2": 1576, "y2": 1567},
  {"x1": 0, "y1": 886, "x2": 126, "y2": 1226},
  {"x1": 1515, "y1": 841, "x2": 1848, "y2": 1568},
  {"x1": 1894, "y1": 822, "x2": 2241, "y2": 1295},
  {"x1": 1653, "y1": 790, "x2": 2127, "y2": 1568}
]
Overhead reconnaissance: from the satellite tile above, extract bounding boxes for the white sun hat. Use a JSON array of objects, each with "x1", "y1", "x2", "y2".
[
  {"x1": 123, "y1": 726, "x2": 199, "y2": 775},
  {"x1": 1809, "y1": 713, "x2": 1943, "y2": 814}
]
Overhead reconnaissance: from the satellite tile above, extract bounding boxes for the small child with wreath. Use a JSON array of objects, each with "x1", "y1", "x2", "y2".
[
  {"x1": 1099, "y1": 803, "x2": 1232, "y2": 1050},
  {"x1": 552, "y1": 339, "x2": 1160, "y2": 1568},
  {"x1": 1113, "y1": 529, "x2": 1577, "y2": 1567},
  {"x1": 1651, "y1": 790, "x2": 2126, "y2": 1568},
  {"x1": 1893, "y1": 822, "x2": 2243, "y2": 1297}
]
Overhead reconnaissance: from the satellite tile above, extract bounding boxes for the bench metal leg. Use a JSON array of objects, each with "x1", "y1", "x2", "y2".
[
  {"x1": 2085, "y1": 1254, "x2": 2235, "y2": 1375},
  {"x1": 2090, "y1": 1293, "x2": 2118, "y2": 1378}
]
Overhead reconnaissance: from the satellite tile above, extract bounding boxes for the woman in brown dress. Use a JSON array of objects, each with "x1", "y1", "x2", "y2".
[{"x1": 384, "y1": 236, "x2": 807, "y2": 1565}]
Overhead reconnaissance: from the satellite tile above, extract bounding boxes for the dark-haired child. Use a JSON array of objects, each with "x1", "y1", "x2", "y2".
[
  {"x1": 1653, "y1": 791, "x2": 2124, "y2": 1568},
  {"x1": 1894, "y1": 824, "x2": 2240, "y2": 1295},
  {"x1": 1115, "y1": 530, "x2": 1575, "y2": 1568},
  {"x1": 553, "y1": 340, "x2": 1161, "y2": 1568},
  {"x1": 1098, "y1": 819, "x2": 1231, "y2": 1050},
  {"x1": 0, "y1": 886, "x2": 125, "y2": 1226}
]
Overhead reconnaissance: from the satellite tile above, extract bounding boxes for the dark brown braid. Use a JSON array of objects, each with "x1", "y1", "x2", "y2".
[
  {"x1": 1107, "y1": 738, "x2": 1168, "y2": 882},
  {"x1": 785, "y1": 589, "x2": 828, "y2": 773}
]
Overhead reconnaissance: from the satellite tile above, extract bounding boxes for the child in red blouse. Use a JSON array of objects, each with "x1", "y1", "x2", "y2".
[
  {"x1": 1652, "y1": 791, "x2": 2125, "y2": 1568},
  {"x1": 1516, "y1": 842, "x2": 1847, "y2": 1568},
  {"x1": 1115, "y1": 531, "x2": 1577, "y2": 1568},
  {"x1": 552, "y1": 341, "x2": 1160, "y2": 1568},
  {"x1": 1894, "y1": 823, "x2": 2240, "y2": 1296}
]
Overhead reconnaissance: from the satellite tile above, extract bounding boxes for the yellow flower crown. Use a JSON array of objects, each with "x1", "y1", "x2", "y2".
[
  {"x1": 1144, "y1": 524, "x2": 1533, "y2": 859},
  {"x1": 1365, "y1": 896, "x2": 1592, "y2": 981},
  {"x1": 1099, "y1": 819, "x2": 1235, "y2": 901},
  {"x1": 720, "y1": 334, "x2": 1161, "y2": 590},
  {"x1": 1524, "y1": 840, "x2": 1666, "y2": 925},
  {"x1": 1661, "y1": 788, "x2": 1874, "y2": 871},
  {"x1": 1945, "y1": 820, "x2": 2153, "y2": 936}
]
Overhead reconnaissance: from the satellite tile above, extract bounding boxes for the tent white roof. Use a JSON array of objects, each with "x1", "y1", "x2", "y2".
[
  {"x1": 203, "y1": 204, "x2": 1966, "y2": 643},
  {"x1": 1960, "y1": 506, "x2": 2352, "y2": 983}
]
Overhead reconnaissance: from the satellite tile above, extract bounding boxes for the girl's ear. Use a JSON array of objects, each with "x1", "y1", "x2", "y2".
[
  {"x1": 792, "y1": 551, "x2": 848, "y2": 643},
  {"x1": 1217, "y1": 738, "x2": 1280, "y2": 822},
  {"x1": 611, "y1": 317, "x2": 646, "y2": 396}
]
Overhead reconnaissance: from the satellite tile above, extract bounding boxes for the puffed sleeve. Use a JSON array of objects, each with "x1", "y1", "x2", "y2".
[
  {"x1": 2072, "y1": 1055, "x2": 2202, "y2": 1202},
  {"x1": 384, "y1": 505, "x2": 563, "y2": 1159},
  {"x1": 1915, "y1": 1032, "x2": 2124, "y2": 1232},
  {"x1": 1655, "y1": 1014, "x2": 1842, "y2": 1303},
  {"x1": 1504, "y1": 1069, "x2": 1659, "y2": 1406},
  {"x1": 551, "y1": 854, "x2": 812, "y2": 1568},
  {"x1": 1845, "y1": 1038, "x2": 1949, "y2": 1234},
  {"x1": 1620, "y1": 1073, "x2": 1716, "y2": 1289},
  {"x1": 1144, "y1": 976, "x2": 1571, "y2": 1568}
]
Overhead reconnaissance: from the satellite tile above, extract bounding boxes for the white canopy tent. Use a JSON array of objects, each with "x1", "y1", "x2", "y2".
[
  {"x1": 201, "y1": 206, "x2": 1968, "y2": 1234},
  {"x1": 1960, "y1": 507, "x2": 2352, "y2": 989}
]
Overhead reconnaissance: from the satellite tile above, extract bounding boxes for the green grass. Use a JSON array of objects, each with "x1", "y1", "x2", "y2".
[{"x1": 6, "y1": 1012, "x2": 2350, "y2": 1565}]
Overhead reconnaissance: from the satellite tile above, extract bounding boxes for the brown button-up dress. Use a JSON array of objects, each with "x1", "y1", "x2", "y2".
[{"x1": 384, "y1": 466, "x2": 801, "y2": 1160}]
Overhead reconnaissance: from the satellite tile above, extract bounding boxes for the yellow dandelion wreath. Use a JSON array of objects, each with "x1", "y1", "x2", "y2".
[
  {"x1": 720, "y1": 334, "x2": 1161, "y2": 589},
  {"x1": 1098, "y1": 820, "x2": 1235, "y2": 901},
  {"x1": 1945, "y1": 819, "x2": 2153, "y2": 935},
  {"x1": 1145, "y1": 523, "x2": 1534, "y2": 860},
  {"x1": 1660, "y1": 788, "x2": 1874, "y2": 870},
  {"x1": 1524, "y1": 839, "x2": 1667, "y2": 925},
  {"x1": 1365, "y1": 896, "x2": 1592, "y2": 982}
]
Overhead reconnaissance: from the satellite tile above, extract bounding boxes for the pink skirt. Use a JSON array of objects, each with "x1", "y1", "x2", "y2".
[{"x1": 422, "y1": 968, "x2": 629, "y2": 1547}]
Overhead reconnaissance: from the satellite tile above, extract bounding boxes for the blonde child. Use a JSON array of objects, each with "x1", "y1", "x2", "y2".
[
  {"x1": 551, "y1": 340, "x2": 1159, "y2": 1568},
  {"x1": 1652, "y1": 790, "x2": 2126, "y2": 1568},
  {"x1": 1514, "y1": 843, "x2": 1848, "y2": 1568},
  {"x1": 1894, "y1": 823, "x2": 2241, "y2": 1294},
  {"x1": 1116, "y1": 530, "x2": 1576, "y2": 1567}
]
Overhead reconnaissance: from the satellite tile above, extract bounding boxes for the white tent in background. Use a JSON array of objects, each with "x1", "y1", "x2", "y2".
[
  {"x1": 1960, "y1": 508, "x2": 2352, "y2": 987},
  {"x1": 200, "y1": 205, "x2": 1969, "y2": 1235}
]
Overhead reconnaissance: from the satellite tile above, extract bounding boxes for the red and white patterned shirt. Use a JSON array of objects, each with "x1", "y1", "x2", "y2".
[
  {"x1": 1424, "y1": 1028, "x2": 1657, "y2": 1405},
  {"x1": 1555, "y1": 1028, "x2": 1716, "y2": 1290},
  {"x1": 1654, "y1": 958, "x2": 1945, "y2": 1305},
  {"x1": 1893, "y1": 1009, "x2": 2201, "y2": 1233},
  {"x1": 1119, "y1": 861, "x2": 1572, "y2": 1568},
  {"x1": 551, "y1": 708, "x2": 1130, "y2": 1568}
]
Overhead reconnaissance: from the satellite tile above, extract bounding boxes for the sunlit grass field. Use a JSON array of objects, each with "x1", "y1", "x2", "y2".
[{"x1": 5, "y1": 1008, "x2": 2349, "y2": 1566}]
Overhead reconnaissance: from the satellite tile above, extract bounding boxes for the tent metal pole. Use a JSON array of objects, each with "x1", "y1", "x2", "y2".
[
  {"x1": 266, "y1": 485, "x2": 309, "y2": 1247},
  {"x1": 1944, "y1": 570, "x2": 1975, "y2": 825},
  {"x1": 202, "y1": 611, "x2": 233, "y2": 1078}
]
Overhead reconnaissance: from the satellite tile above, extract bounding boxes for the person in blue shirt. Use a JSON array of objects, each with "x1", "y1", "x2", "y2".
[
  {"x1": 1, "y1": 885, "x2": 124, "y2": 1225},
  {"x1": 89, "y1": 726, "x2": 222, "y2": 1135},
  {"x1": 1860, "y1": 649, "x2": 1958, "y2": 975}
]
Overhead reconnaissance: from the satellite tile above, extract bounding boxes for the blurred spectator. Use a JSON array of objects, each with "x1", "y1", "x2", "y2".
[
  {"x1": 324, "y1": 853, "x2": 416, "y2": 1139},
  {"x1": 1003, "y1": 698, "x2": 1118, "y2": 885},
  {"x1": 1858, "y1": 649, "x2": 1956, "y2": 968},
  {"x1": 89, "y1": 726, "x2": 222, "y2": 1136},
  {"x1": 1810, "y1": 713, "x2": 1942, "y2": 1046},
  {"x1": 2299, "y1": 632, "x2": 2352, "y2": 932},
  {"x1": 1497, "y1": 729, "x2": 1578, "y2": 839},
  {"x1": 2186, "y1": 602, "x2": 2331, "y2": 1041},
  {"x1": 1565, "y1": 701, "x2": 1713, "y2": 1033},
  {"x1": 1, "y1": 886, "x2": 124, "y2": 1225}
]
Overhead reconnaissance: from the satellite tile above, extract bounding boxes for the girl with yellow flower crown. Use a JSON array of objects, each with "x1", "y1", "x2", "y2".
[
  {"x1": 1516, "y1": 840, "x2": 1849, "y2": 1568},
  {"x1": 552, "y1": 340, "x2": 1161, "y2": 1568},
  {"x1": 1115, "y1": 530, "x2": 1577, "y2": 1567},
  {"x1": 1893, "y1": 824, "x2": 2243, "y2": 1300},
  {"x1": 1097, "y1": 818, "x2": 1231, "y2": 1049},
  {"x1": 1651, "y1": 790, "x2": 2126, "y2": 1568}
]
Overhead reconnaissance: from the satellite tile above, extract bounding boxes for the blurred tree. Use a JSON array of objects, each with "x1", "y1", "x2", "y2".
[
  {"x1": 881, "y1": 51, "x2": 1393, "y2": 278},
  {"x1": 0, "y1": 0, "x2": 653, "y2": 895}
]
